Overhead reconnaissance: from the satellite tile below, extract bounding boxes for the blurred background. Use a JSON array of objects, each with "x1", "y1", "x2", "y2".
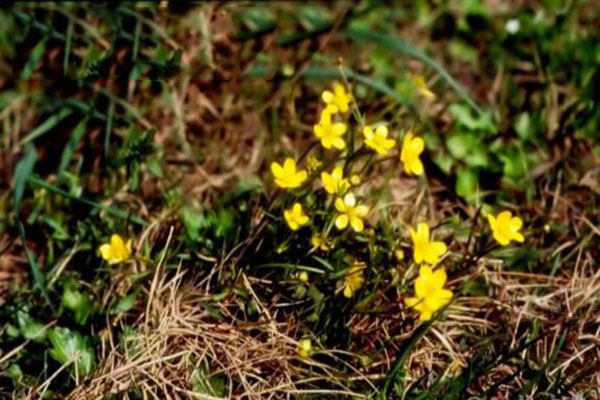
[{"x1": 1, "y1": 1, "x2": 599, "y2": 399}]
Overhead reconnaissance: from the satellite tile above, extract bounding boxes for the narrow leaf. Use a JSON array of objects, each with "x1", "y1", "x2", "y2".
[
  {"x1": 18, "y1": 222, "x2": 53, "y2": 309},
  {"x1": 13, "y1": 145, "x2": 38, "y2": 215},
  {"x1": 20, "y1": 108, "x2": 73, "y2": 145},
  {"x1": 27, "y1": 176, "x2": 146, "y2": 226},
  {"x1": 342, "y1": 28, "x2": 483, "y2": 116},
  {"x1": 58, "y1": 117, "x2": 88, "y2": 176},
  {"x1": 63, "y1": 20, "x2": 73, "y2": 76},
  {"x1": 20, "y1": 37, "x2": 47, "y2": 79}
]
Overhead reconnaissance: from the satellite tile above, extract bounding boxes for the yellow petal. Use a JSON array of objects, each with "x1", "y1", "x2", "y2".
[
  {"x1": 510, "y1": 216, "x2": 523, "y2": 230},
  {"x1": 335, "y1": 215, "x2": 349, "y2": 230},
  {"x1": 411, "y1": 136, "x2": 424, "y2": 153},
  {"x1": 294, "y1": 170, "x2": 307, "y2": 184},
  {"x1": 271, "y1": 162, "x2": 283, "y2": 178},
  {"x1": 409, "y1": 227, "x2": 418, "y2": 242},
  {"x1": 333, "y1": 123, "x2": 347, "y2": 135},
  {"x1": 334, "y1": 198, "x2": 346, "y2": 212},
  {"x1": 332, "y1": 137, "x2": 346, "y2": 150},
  {"x1": 419, "y1": 309, "x2": 433, "y2": 321},
  {"x1": 425, "y1": 241, "x2": 447, "y2": 264},
  {"x1": 354, "y1": 205, "x2": 369, "y2": 218},
  {"x1": 487, "y1": 214, "x2": 496, "y2": 228},
  {"x1": 419, "y1": 265, "x2": 433, "y2": 279},
  {"x1": 405, "y1": 297, "x2": 420, "y2": 308},
  {"x1": 413, "y1": 247, "x2": 424, "y2": 264},
  {"x1": 344, "y1": 193, "x2": 356, "y2": 207},
  {"x1": 111, "y1": 234, "x2": 125, "y2": 248},
  {"x1": 343, "y1": 284, "x2": 353, "y2": 298},
  {"x1": 409, "y1": 158, "x2": 424, "y2": 175},
  {"x1": 417, "y1": 223, "x2": 429, "y2": 241},
  {"x1": 432, "y1": 268, "x2": 447, "y2": 288},
  {"x1": 497, "y1": 211, "x2": 512, "y2": 224},
  {"x1": 322, "y1": 90, "x2": 334, "y2": 103},
  {"x1": 99, "y1": 244, "x2": 113, "y2": 261},
  {"x1": 350, "y1": 217, "x2": 364, "y2": 232}
]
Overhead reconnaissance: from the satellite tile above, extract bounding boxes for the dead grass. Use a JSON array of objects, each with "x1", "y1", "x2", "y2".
[{"x1": 48, "y1": 237, "x2": 371, "y2": 400}]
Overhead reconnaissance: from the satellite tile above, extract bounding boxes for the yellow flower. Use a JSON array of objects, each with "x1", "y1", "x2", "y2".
[
  {"x1": 410, "y1": 223, "x2": 447, "y2": 264},
  {"x1": 321, "y1": 82, "x2": 352, "y2": 114},
  {"x1": 297, "y1": 338, "x2": 312, "y2": 358},
  {"x1": 487, "y1": 211, "x2": 524, "y2": 246},
  {"x1": 298, "y1": 271, "x2": 309, "y2": 283},
  {"x1": 334, "y1": 193, "x2": 369, "y2": 232},
  {"x1": 284, "y1": 203, "x2": 309, "y2": 231},
  {"x1": 349, "y1": 174, "x2": 361, "y2": 185},
  {"x1": 306, "y1": 155, "x2": 322, "y2": 173},
  {"x1": 363, "y1": 125, "x2": 396, "y2": 156},
  {"x1": 311, "y1": 233, "x2": 333, "y2": 251},
  {"x1": 271, "y1": 158, "x2": 307, "y2": 189},
  {"x1": 313, "y1": 109, "x2": 347, "y2": 150},
  {"x1": 99, "y1": 234, "x2": 132, "y2": 264},
  {"x1": 411, "y1": 74, "x2": 435, "y2": 99},
  {"x1": 400, "y1": 132, "x2": 425, "y2": 175},
  {"x1": 405, "y1": 266, "x2": 452, "y2": 321},
  {"x1": 321, "y1": 166, "x2": 350, "y2": 195},
  {"x1": 342, "y1": 263, "x2": 365, "y2": 298}
]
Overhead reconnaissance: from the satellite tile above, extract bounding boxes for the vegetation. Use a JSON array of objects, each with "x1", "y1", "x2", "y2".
[{"x1": 1, "y1": 1, "x2": 599, "y2": 399}]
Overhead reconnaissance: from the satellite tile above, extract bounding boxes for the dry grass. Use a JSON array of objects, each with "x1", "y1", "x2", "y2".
[{"x1": 42, "y1": 236, "x2": 370, "y2": 400}]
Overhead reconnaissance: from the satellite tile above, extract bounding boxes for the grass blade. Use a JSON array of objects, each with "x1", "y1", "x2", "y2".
[
  {"x1": 18, "y1": 221, "x2": 53, "y2": 310},
  {"x1": 63, "y1": 20, "x2": 73, "y2": 76},
  {"x1": 379, "y1": 319, "x2": 433, "y2": 398},
  {"x1": 13, "y1": 145, "x2": 38, "y2": 215},
  {"x1": 27, "y1": 176, "x2": 146, "y2": 226},
  {"x1": 20, "y1": 37, "x2": 47, "y2": 80},
  {"x1": 342, "y1": 28, "x2": 483, "y2": 115},
  {"x1": 20, "y1": 108, "x2": 73, "y2": 146},
  {"x1": 58, "y1": 117, "x2": 88, "y2": 176},
  {"x1": 302, "y1": 66, "x2": 418, "y2": 114},
  {"x1": 104, "y1": 100, "x2": 114, "y2": 157}
]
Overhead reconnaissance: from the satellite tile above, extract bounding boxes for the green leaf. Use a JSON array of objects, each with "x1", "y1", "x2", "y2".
[
  {"x1": 63, "y1": 20, "x2": 73, "y2": 76},
  {"x1": 111, "y1": 292, "x2": 138, "y2": 314},
  {"x1": 446, "y1": 133, "x2": 475, "y2": 159},
  {"x1": 455, "y1": 168, "x2": 479, "y2": 201},
  {"x1": 18, "y1": 222, "x2": 52, "y2": 309},
  {"x1": 48, "y1": 327, "x2": 95, "y2": 376},
  {"x1": 20, "y1": 37, "x2": 47, "y2": 79},
  {"x1": 20, "y1": 108, "x2": 74, "y2": 146},
  {"x1": 192, "y1": 365, "x2": 226, "y2": 397},
  {"x1": 465, "y1": 146, "x2": 490, "y2": 168},
  {"x1": 61, "y1": 288, "x2": 95, "y2": 325},
  {"x1": 514, "y1": 112, "x2": 536, "y2": 141},
  {"x1": 17, "y1": 311, "x2": 47, "y2": 343},
  {"x1": 202, "y1": 304, "x2": 224, "y2": 321},
  {"x1": 58, "y1": 118, "x2": 88, "y2": 176},
  {"x1": 146, "y1": 158, "x2": 164, "y2": 178},
  {"x1": 214, "y1": 209, "x2": 235, "y2": 238},
  {"x1": 448, "y1": 39, "x2": 479, "y2": 66},
  {"x1": 449, "y1": 104, "x2": 495, "y2": 132},
  {"x1": 181, "y1": 207, "x2": 211, "y2": 243},
  {"x1": 13, "y1": 145, "x2": 38, "y2": 215},
  {"x1": 104, "y1": 100, "x2": 115, "y2": 157}
]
